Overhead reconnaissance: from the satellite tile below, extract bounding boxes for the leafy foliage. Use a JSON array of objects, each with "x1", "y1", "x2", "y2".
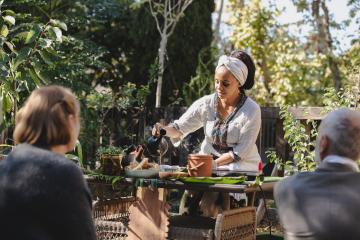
[
  {"x1": 266, "y1": 105, "x2": 317, "y2": 174},
  {"x1": 182, "y1": 47, "x2": 217, "y2": 105},
  {"x1": 227, "y1": 0, "x2": 343, "y2": 106},
  {"x1": 86, "y1": 83, "x2": 150, "y2": 113},
  {"x1": 267, "y1": 85, "x2": 359, "y2": 174},
  {"x1": 96, "y1": 145, "x2": 124, "y2": 156},
  {"x1": 322, "y1": 86, "x2": 360, "y2": 112},
  {"x1": 0, "y1": 1, "x2": 68, "y2": 128},
  {"x1": 85, "y1": 169, "x2": 124, "y2": 185}
]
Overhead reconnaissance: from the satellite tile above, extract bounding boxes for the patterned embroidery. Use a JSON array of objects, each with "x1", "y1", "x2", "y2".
[{"x1": 211, "y1": 93, "x2": 247, "y2": 154}]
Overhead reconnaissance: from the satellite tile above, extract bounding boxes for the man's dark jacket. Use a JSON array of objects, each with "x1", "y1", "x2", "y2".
[{"x1": 274, "y1": 158, "x2": 360, "y2": 240}]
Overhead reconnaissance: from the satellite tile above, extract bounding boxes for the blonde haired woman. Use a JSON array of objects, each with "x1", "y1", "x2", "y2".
[{"x1": 0, "y1": 86, "x2": 96, "y2": 240}]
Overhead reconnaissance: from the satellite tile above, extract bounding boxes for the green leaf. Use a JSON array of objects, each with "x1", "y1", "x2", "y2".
[
  {"x1": 1, "y1": 25, "x2": 9, "y2": 37},
  {"x1": 48, "y1": 26, "x2": 62, "y2": 42},
  {"x1": 32, "y1": 62, "x2": 48, "y2": 84},
  {"x1": 111, "y1": 176, "x2": 123, "y2": 186},
  {"x1": 0, "y1": 51, "x2": 9, "y2": 78},
  {"x1": 25, "y1": 24, "x2": 41, "y2": 44},
  {"x1": 13, "y1": 47, "x2": 31, "y2": 70},
  {"x1": 45, "y1": 47, "x2": 61, "y2": 58},
  {"x1": 38, "y1": 38, "x2": 52, "y2": 48},
  {"x1": 0, "y1": 65, "x2": 9, "y2": 78},
  {"x1": 0, "y1": 50, "x2": 9, "y2": 62},
  {"x1": 49, "y1": 19, "x2": 67, "y2": 31},
  {"x1": 75, "y1": 140, "x2": 84, "y2": 168},
  {"x1": 4, "y1": 41, "x2": 15, "y2": 52},
  {"x1": 3, "y1": 16, "x2": 15, "y2": 26},
  {"x1": 3, "y1": 10, "x2": 16, "y2": 16},
  {"x1": 2, "y1": 93, "x2": 12, "y2": 112},
  {"x1": 13, "y1": 31, "x2": 28, "y2": 41},
  {"x1": 28, "y1": 68, "x2": 41, "y2": 86},
  {"x1": 65, "y1": 154, "x2": 79, "y2": 162},
  {"x1": 38, "y1": 50, "x2": 53, "y2": 65}
]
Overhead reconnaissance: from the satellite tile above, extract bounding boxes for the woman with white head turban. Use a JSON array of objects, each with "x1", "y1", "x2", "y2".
[
  {"x1": 153, "y1": 50, "x2": 261, "y2": 215},
  {"x1": 153, "y1": 50, "x2": 261, "y2": 171}
]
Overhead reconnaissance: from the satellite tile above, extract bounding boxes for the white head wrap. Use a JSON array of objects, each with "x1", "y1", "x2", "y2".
[{"x1": 215, "y1": 55, "x2": 248, "y2": 86}]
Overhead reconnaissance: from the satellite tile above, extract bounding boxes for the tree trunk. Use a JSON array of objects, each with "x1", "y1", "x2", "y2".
[
  {"x1": 260, "y1": 54, "x2": 272, "y2": 94},
  {"x1": 327, "y1": 55, "x2": 342, "y2": 91},
  {"x1": 321, "y1": 0, "x2": 341, "y2": 91},
  {"x1": 150, "y1": 0, "x2": 193, "y2": 107},
  {"x1": 155, "y1": 33, "x2": 168, "y2": 108},
  {"x1": 312, "y1": 0, "x2": 341, "y2": 91},
  {"x1": 312, "y1": 0, "x2": 327, "y2": 53},
  {"x1": 213, "y1": 0, "x2": 224, "y2": 47}
]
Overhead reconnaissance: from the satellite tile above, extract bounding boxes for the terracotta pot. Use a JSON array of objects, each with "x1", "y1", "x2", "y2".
[{"x1": 187, "y1": 154, "x2": 212, "y2": 177}]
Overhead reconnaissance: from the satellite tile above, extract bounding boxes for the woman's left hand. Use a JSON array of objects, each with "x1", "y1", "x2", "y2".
[{"x1": 215, "y1": 152, "x2": 234, "y2": 166}]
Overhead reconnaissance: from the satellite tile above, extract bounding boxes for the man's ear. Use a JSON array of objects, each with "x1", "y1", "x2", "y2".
[{"x1": 319, "y1": 135, "x2": 330, "y2": 159}]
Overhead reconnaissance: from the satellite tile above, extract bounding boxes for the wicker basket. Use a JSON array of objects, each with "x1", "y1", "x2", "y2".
[
  {"x1": 168, "y1": 207, "x2": 256, "y2": 240},
  {"x1": 93, "y1": 196, "x2": 137, "y2": 240}
]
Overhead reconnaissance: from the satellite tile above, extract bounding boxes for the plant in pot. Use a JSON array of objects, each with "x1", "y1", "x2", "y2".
[{"x1": 96, "y1": 146, "x2": 125, "y2": 176}]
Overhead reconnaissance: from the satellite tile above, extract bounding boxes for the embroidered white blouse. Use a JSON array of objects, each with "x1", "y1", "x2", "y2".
[{"x1": 173, "y1": 93, "x2": 261, "y2": 171}]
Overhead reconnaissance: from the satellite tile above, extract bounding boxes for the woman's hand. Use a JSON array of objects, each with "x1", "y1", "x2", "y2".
[
  {"x1": 152, "y1": 122, "x2": 183, "y2": 139},
  {"x1": 151, "y1": 123, "x2": 165, "y2": 137},
  {"x1": 215, "y1": 152, "x2": 234, "y2": 167}
]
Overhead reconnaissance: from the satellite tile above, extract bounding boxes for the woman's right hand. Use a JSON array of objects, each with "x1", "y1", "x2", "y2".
[
  {"x1": 151, "y1": 123, "x2": 165, "y2": 137},
  {"x1": 152, "y1": 122, "x2": 182, "y2": 139}
]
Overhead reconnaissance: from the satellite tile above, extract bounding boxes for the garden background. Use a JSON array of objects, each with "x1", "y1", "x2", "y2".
[{"x1": 0, "y1": 0, "x2": 359, "y2": 170}]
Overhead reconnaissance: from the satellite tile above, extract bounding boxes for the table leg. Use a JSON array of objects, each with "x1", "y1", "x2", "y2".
[
  {"x1": 127, "y1": 187, "x2": 169, "y2": 240},
  {"x1": 247, "y1": 192, "x2": 256, "y2": 206},
  {"x1": 222, "y1": 192, "x2": 230, "y2": 211}
]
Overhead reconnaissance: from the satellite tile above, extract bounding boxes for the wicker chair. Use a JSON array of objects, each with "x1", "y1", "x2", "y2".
[
  {"x1": 168, "y1": 207, "x2": 256, "y2": 240},
  {"x1": 93, "y1": 196, "x2": 136, "y2": 240},
  {"x1": 214, "y1": 207, "x2": 256, "y2": 240}
]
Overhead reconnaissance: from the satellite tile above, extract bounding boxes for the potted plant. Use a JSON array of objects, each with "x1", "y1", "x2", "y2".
[{"x1": 96, "y1": 146, "x2": 125, "y2": 175}]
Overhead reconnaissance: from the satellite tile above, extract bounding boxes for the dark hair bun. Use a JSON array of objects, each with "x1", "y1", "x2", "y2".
[{"x1": 230, "y1": 50, "x2": 256, "y2": 90}]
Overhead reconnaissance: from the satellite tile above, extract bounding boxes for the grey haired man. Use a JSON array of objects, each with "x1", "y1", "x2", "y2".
[{"x1": 275, "y1": 108, "x2": 360, "y2": 240}]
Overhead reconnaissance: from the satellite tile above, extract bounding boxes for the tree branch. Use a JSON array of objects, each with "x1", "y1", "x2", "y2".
[
  {"x1": 320, "y1": 0, "x2": 333, "y2": 49},
  {"x1": 149, "y1": 0, "x2": 162, "y2": 35},
  {"x1": 167, "y1": 0, "x2": 193, "y2": 37}
]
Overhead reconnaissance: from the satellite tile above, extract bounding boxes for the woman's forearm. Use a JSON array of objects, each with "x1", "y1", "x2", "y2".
[
  {"x1": 214, "y1": 152, "x2": 234, "y2": 167},
  {"x1": 153, "y1": 123, "x2": 183, "y2": 139},
  {"x1": 163, "y1": 125, "x2": 183, "y2": 139}
]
